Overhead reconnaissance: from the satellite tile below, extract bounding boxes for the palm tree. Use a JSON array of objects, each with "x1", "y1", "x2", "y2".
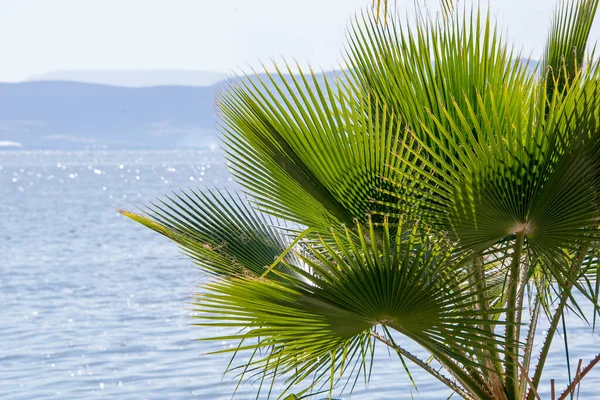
[{"x1": 122, "y1": 0, "x2": 600, "y2": 398}]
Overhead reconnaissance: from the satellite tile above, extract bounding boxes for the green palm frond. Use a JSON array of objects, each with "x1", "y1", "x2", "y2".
[
  {"x1": 218, "y1": 66, "x2": 401, "y2": 232},
  {"x1": 346, "y1": 5, "x2": 533, "y2": 153},
  {"x1": 195, "y1": 217, "x2": 502, "y2": 399},
  {"x1": 380, "y1": 60, "x2": 600, "y2": 260},
  {"x1": 120, "y1": 189, "x2": 300, "y2": 278},
  {"x1": 543, "y1": 0, "x2": 600, "y2": 98}
]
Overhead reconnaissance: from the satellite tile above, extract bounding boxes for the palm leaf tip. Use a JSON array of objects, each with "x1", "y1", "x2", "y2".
[
  {"x1": 543, "y1": 0, "x2": 600, "y2": 96},
  {"x1": 120, "y1": 190, "x2": 301, "y2": 279},
  {"x1": 119, "y1": 209, "x2": 173, "y2": 237}
]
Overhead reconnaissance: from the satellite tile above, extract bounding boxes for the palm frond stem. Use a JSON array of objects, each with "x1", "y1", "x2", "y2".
[
  {"x1": 557, "y1": 353, "x2": 600, "y2": 400},
  {"x1": 505, "y1": 350, "x2": 543, "y2": 400},
  {"x1": 469, "y1": 256, "x2": 504, "y2": 387},
  {"x1": 388, "y1": 323, "x2": 491, "y2": 400},
  {"x1": 369, "y1": 329, "x2": 472, "y2": 399},
  {"x1": 505, "y1": 231, "x2": 526, "y2": 399},
  {"x1": 527, "y1": 245, "x2": 590, "y2": 399},
  {"x1": 520, "y1": 294, "x2": 542, "y2": 398}
]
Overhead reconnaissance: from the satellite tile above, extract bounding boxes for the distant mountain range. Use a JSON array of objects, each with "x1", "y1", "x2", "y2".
[
  {"x1": 28, "y1": 70, "x2": 227, "y2": 88},
  {"x1": 0, "y1": 70, "x2": 339, "y2": 150},
  {"x1": 0, "y1": 81, "x2": 218, "y2": 149},
  {"x1": 1, "y1": 61, "x2": 537, "y2": 150}
]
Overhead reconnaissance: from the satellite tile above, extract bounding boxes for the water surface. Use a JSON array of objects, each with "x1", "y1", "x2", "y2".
[{"x1": 1, "y1": 150, "x2": 599, "y2": 399}]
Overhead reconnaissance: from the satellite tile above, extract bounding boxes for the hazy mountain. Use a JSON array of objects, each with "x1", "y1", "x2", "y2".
[
  {"x1": 0, "y1": 61, "x2": 538, "y2": 150},
  {"x1": 0, "y1": 81, "x2": 217, "y2": 149},
  {"x1": 0, "y1": 71, "x2": 340, "y2": 150},
  {"x1": 28, "y1": 70, "x2": 226, "y2": 88}
]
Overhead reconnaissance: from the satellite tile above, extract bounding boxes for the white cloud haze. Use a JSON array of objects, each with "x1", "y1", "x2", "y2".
[{"x1": 1, "y1": 0, "x2": 599, "y2": 82}]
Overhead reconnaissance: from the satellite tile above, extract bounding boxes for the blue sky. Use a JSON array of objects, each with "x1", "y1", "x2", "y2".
[{"x1": 1, "y1": 0, "x2": 598, "y2": 82}]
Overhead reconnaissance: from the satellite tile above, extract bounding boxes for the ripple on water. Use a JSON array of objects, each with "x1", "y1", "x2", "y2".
[{"x1": 1, "y1": 149, "x2": 600, "y2": 399}]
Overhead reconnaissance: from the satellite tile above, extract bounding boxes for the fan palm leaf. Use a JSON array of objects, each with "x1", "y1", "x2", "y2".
[
  {"x1": 218, "y1": 67, "x2": 401, "y2": 231},
  {"x1": 195, "y1": 218, "x2": 501, "y2": 399}
]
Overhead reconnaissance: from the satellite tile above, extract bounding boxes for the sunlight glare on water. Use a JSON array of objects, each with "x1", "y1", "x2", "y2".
[{"x1": 1, "y1": 150, "x2": 600, "y2": 399}]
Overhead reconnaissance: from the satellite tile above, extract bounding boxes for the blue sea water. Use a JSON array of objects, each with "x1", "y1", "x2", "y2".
[{"x1": 1, "y1": 149, "x2": 600, "y2": 399}]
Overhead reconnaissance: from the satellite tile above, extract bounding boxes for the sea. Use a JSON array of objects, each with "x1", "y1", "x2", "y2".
[{"x1": 1, "y1": 149, "x2": 600, "y2": 399}]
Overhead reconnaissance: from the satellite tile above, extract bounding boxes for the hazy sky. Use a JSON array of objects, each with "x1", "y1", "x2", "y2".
[{"x1": 2, "y1": 0, "x2": 599, "y2": 82}]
